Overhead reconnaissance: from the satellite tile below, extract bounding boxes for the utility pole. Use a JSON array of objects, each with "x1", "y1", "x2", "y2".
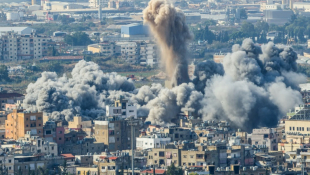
[{"x1": 127, "y1": 117, "x2": 138, "y2": 175}]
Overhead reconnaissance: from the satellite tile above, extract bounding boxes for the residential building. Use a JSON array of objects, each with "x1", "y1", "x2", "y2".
[
  {"x1": 0, "y1": 93, "x2": 24, "y2": 109},
  {"x1": 76, "y1": 167, "x2": 98, "y2": 175},
  {"x1": 0, "y1": 27, "x2": 35, "y2": 35},
  {"x1": 87, "y1": 42, "x2": 116, "y2": 56},
  {"x1": 0, "y1": 32, "x2": 49, "y2": 61},
  {"x1": 106, "y1": 97, "x2": 137, "y2": 119},
  {"x1": 68, "y1": 116, "x2": 92, "y2": 129},
  {"x1": 5, "y1": 110, "x2": 44, "y2": 140},
  {"x1": 0, "y1": 155, "x2": 14, "y2": 175},
  {"x1": 117, "y1": 42, "x2": 140, "y2": 64},
  {"x1": 18, "y1": 133, "x2": 58, "y2": 157},
  {"x1": 250, "y1": 128, "x2": 278, "y2": 151},
  {"x1": 136, "y1": 134, "x2": 171, "y2": 150},
  {"x1": 93, "y1": 118, "x2": 140, "y2": 151},
  {"x1": 139, "y1": 43, "x2": 158, "y2": 67}
]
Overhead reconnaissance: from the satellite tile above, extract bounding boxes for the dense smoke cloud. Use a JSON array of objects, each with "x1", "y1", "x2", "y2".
[
  {"x1": 23, "y1": 1, "x2": 306, "y2": 131},
  {"x1": 143, "y1": 0, "x2": 191, "y2": 87},
  {"x1": 23, "y1": 60, "x2": 135, "y2": 121}
]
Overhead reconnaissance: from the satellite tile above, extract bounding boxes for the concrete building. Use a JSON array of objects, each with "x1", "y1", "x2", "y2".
[
  {"x1": 117, "y1": 41, "x2": 140, "y2": 64},
  {"x1": 250, "y1": 128, "x2": 277, "y2": 151},
  {"x1": 68, "y1": 116, "x2": 92, "y2": 129},
  {"x1": 106, "y1": 97, "x2": 137, "y2": 119},
  {"x1": 136, "y1": 134, "x2": 171, "y2": 150},
  {"x1": 19, "y1": 133, "x2": 58, "y2": 157},
  {"x1": 293, "y1": 2, "x2": 310, "y2": 11},
  {"x1": 139, "y1": 43, "x2": 158, "y2": 67},
  {"x1": 121, "y1": 23, "x2": 149, "y2": 38},
  {"x1": 0, "y1": 93, "x2": 24, "y2": 110},
  {"x1": 5, "y1": 109, "x2": 44, "y2": 140},
  {"x1": 0, "y1": 32, "x2": 49, "y2": 61},
  {"x1": 89, "y1": 0, "x2": 105, "y2": 8},
  {"x1": 264, "y1": 10, "x2": 293, "y2": 25},
  {"x1": 87, "y1": 42, "x2": 116, "y2": 55},
  {"x1": 0, "y1": 27, "x2": 35, "y2": 35},
  {"x1": 0, "y1": 155, "x2": 14, "y2": 175},
  {"x1": 93, "y1": 118, "x2": 139, "y2": 151}
]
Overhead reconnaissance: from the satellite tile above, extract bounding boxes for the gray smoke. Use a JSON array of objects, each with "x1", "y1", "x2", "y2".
[
  {"x1": 143, "y1": 0, "x2": 191, "y2": 87},
  {"x1": 198, "y1": 40, "x2": 305, "y2": 131},
  {"x1": 23, "y1": 60, "x2": 135, "y2": 121},
  {"x1": 23, "y1": 38, "x2": 305, "y2": 131}
]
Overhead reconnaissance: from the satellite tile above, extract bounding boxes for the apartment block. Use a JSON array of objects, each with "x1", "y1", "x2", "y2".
[
  {"x1": 87, "y1": 42, "x2": 117, "y2": 56},
  {"x1": 136, "y1": 133, "x2": 171, "y2": 150},
  {"x1": 117, "y1": 42, "x2": 140, "y2": 64},
  {"x1": 140, "y1": 43, "x2": 158, "y2": 67},
  {"x1": 5, "y1": 110, "x2": 44, "y2": 140},
  {"x1": 106, "y1": 98, "x2": 137, "y2": 119},
  {"x1": 94, "y1": 118, "x2": 139, "y2": 151},
  {"x1": 0, "y1": 32, "x2": 48, "y2": 61}
]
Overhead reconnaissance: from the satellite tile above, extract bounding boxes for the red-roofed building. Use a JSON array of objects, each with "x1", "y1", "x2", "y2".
[
  {"x1": 109, "y1": 157, "x2": 118, "y2": 160},
  {"x1": 61, "y1": 154, "x2": 75, "y2": 165}
]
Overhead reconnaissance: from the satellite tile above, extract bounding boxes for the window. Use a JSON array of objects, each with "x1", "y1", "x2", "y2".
[
  {"x1": 159, "y1": 151, "x2": 164, "y2": 157},
  {"x1": 59, "y1": 131, "x2": 62, "y2": 134},
  {"x1": 183, "y1": 155, "x2": 187, "y2": 158},
  {"x1": 59, "y1": 138, "x2": 62, "y2": 140},
  {"x1": 8, "y1": 159, "x2": 11, "y2": 163}
]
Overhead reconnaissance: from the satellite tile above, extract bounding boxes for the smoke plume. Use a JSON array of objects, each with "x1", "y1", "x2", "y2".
[
  {"x1": 22, "y1": 7, "x2": 306, "y2": 132},
  {"x1": 143, "y1": 0, "x2": 192, "y2": 87}
]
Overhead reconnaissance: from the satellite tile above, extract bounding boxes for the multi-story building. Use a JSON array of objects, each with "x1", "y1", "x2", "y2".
[
  {"x1": 5, "y1": 109, "x2": 44, "y2": 140},
  {"x1": 147, "y1": 147, "x2": 181, "y2": 167},
  {"x1": 94, "y1": 118, "x2": 140, "y2": 151},
  {"x1": 0, "y1": 32, "x2": 48, "y2": 61},
  {"x1": 68, "y1": 116, "x2": 92, "y2": 129},
  {"x1": 87, "y1": 42, "x2": 116, "y2": 56},
  {"x1": 106, "y1": 97, "x2": 137, "y2": 119},
  {"x1": 136, "y1": 133, "x2": 171, "y2": 150},
  {"x1": 250, "y1": 128, "x2": 278, "y2": 151},
  {"x1": 140, "y1": 43, "x2": 158, "y2": 67},
  {"x1": 0, "y1": 92, "x2": 24, "y2": 109},
  {"x1": 18, "y1": 133, "x2": 58, "y2": 157},
  {"x1": 0, "y1": 154, "x2": 14, "y2": 175},
  {"x1": 117, "y1": 42, "x2": 140, "y2": 64}
]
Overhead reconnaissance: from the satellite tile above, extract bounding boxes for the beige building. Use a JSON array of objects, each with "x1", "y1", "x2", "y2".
[
  {"x1": 87, "y1": 42, "x2": 116, "y2": 56},
  {"x1": 68, "y1": 116, "x2": 92, "y2": 129},
  {"x1": 0, "y1": 32, "x2": 48, "y2": 61},
  {"x1": 93, "y1": 118, "x2": 139, "y2": 151}
]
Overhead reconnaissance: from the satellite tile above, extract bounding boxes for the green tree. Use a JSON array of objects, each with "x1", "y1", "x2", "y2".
[
  {"x1": 64, "y1": 32, "x2": 92, "y2": 46},
  {"x1": 166, "y1": 163, "x2": 183, "y2": 175},
  {"x1": 255, "y1": 20, "x2": 269, "y2": 33},
  {"x1": 0, "y1": 65, "x2": 9, "y2": 82},
  {"x1": 240, "y1": 21, "x2": 255, "y2": 39}
]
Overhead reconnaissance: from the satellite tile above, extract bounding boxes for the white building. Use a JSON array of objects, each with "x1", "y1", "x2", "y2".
[
  {"x1": 89, "y1": 0, "x2": 105, "y2": 8},
  {"x1": 106, "y1": 98, "x2": 137, "y2": 119},
  {"x1": 293, "y1": 2, "x2": 310, "y2": 11},
  {"x1": 116, "y1": 42, "x2": 140, "y2": 64},
  {"x1": 0, "y1": 27, "x2": 35, "y2": 35},
  {"x1": 228, "y1": 136, "x2": 241, "y2": 146},
  {"x1": 140, "y1": 43, "x2": 158, "y2": 67},
  {"x1": 265, "y1": 4, "x2": 281, "y2": 10},
  {"x1": 19, "y1": 133, "x2": 58, "y2": 157},
  {"x1": 136, "y1": 134, "x2": 171, "y2": 150},
  {"x1": 0, "y1": 31, "x2": 48, "y2": 61}
]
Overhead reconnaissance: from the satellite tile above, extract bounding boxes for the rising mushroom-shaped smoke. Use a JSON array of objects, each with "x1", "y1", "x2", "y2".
[{"x1": 143, "y1": 0, "x2": 192, "y2": 87}]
